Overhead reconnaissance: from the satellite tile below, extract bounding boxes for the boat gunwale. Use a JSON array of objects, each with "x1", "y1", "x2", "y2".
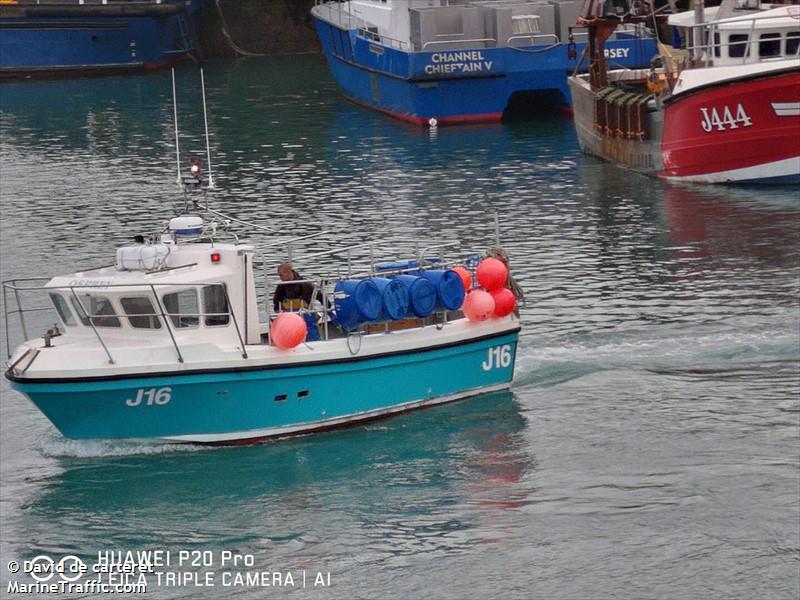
[{"x1": 5, "y1": 325, "x2": 521, "y2": 385}]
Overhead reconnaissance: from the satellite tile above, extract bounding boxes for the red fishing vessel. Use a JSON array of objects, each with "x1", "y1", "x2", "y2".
[{"x1": 568, "y1": 0, "x2": 800, "y2": 184}]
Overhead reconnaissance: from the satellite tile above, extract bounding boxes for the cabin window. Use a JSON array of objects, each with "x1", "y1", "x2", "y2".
[
  {"x1": 512, "y1": 15, "x2": 540, "y2": 36},
  {"x1": 120, "y1": 297, "x2": 162, "y2": 329},
  {"x1": 49, "y1": 293, "x2": 76, "y2": 327},
  {"x1": 728, "y1": 34, "x2": 749, "y2": 58},
  {"x1": 203, "y1": 284, "x2": 230, "y2": 327},
  {"x1": 74, "y1": 295, "x2": 121, "y2": 328},
  {"x1": 713, "y1": 32, "x2": 720, "y2": 57},
  {"x1": 163, "y1": 289, "x2": 199, "y2": 328},
  {"x1": 787, "y1": 31, "x2": 800, "y2": 56},
  {"x1": 758, "y1": 33, "x2": 781, "y2": 58}
]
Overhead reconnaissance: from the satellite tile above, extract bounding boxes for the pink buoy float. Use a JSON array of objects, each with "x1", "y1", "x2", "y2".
[
  {"x1": 463, "y1": 289, "x2": 495, "y2": 322},
  {"x1": 476, "y1": 257, "x2": 508, "y2": 291},
  {"x1": 271, "y1": 312, "x2": 307, "y2": 349},
  {"x1": 490, "y1": 288, "x2": 516, "y2": 318}
]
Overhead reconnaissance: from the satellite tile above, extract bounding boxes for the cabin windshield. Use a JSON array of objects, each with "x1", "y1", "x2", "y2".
[
  {"x1": 162, "y1": 289, "x2": 200, "y2": 328},
  {"x1": 203, "y1": 284, "x2": 230, "y2": 327},
  {"x1": 49, "y1": 293, "x2": 76, "y2": 327},
  {"x1": 72, "y1": 294, "x2": 121, "y2": 328},
  {"x1": 120, "y1": 297, "x2": 162, "y2": 329}
]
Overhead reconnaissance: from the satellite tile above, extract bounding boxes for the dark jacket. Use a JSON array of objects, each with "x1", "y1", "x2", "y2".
[{"x1": 273, "y1": 269, "x2": 320, "y2": 312}]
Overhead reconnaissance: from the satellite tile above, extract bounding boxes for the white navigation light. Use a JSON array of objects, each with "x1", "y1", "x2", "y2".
[{"x1": 429, "y1": 118, "x2": 438, "y2": 128}]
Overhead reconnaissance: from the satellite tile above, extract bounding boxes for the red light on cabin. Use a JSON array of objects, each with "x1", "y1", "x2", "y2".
[{"x1": 210, "y1": 252, "x2": 221, "y2": 264}]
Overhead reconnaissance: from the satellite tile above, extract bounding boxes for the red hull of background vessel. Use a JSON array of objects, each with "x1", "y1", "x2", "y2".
[{"x1": 661, "y1": 70, "x2": 800, "y2": 178}]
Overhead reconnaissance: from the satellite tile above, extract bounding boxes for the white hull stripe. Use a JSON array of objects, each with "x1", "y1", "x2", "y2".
[
  {"x1": 161, "y1": 382, "x2": 511, "y2": 443},
  {"x1": 664, "y1": 156, "x2": 800, "y2": 184},
  {"x1": 772, "y1": 102, "x2": 800, "y2": 117}
]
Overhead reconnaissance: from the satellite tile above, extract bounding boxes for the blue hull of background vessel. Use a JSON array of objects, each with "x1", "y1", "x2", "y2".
[
  {"x1": 0, "y1": 2, "x2": 200, "y2": 76},
  {"x1": 313, "y1": 16, "x2": 658, "y2": 123}
]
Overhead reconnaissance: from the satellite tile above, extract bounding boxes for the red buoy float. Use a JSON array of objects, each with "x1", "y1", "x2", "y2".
[
  {"x1": 476, "y1": 257, "x2": 508, "y2": 291},
  {"x1": 451, "y1": 266, "x2": 472, "y2": 292},
  {"x1": 490, "y1": 288, "x2": 516, "y2": 317},
  {"x1": 271, "y1": 312, "x2": 307, "y2": 349},
  {"x1": 463, "y1": 289, "x2": 495, "y2": 322}
]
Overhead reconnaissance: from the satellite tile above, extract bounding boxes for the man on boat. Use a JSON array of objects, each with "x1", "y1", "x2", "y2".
[{"x1": 272, "y1": 262, "x2": 321, "y2": 312}]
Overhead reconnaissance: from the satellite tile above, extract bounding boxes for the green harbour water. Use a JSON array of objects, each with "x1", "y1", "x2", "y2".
[{"x1": 0, "y1": 55, "x2": 799, "y2": 599}]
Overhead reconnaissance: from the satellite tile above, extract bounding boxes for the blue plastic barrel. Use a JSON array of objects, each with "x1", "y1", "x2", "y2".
[
  {"x1": 419, "y1": 269, "x2": 466, "y2": 311},
  {"x1": 375, "y1": 259, "x2": 418, "y2": 273},
  {"x1": 394, "y1": 275, "x2": 437, "y2": 318},
  {"x1": 333, "y1": 279, "x2": 381, "y2": 331},
  {"x1": 371, "y1": 277, "x2": 410, "y2": 321},
  {"x1": 302, "y1": 313, "x2": 320, "y2": 342}
]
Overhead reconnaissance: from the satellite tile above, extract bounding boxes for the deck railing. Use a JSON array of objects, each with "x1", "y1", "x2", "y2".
[{"x1": 2, "y1": 280, "x2": 247, "y2": 365}]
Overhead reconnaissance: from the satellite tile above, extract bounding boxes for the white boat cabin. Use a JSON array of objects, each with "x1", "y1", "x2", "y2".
[
  {"x1": 315, "y1": 0, "x2": 594, "y2": 51},
  {"x1": 43, "y1": 218, "x2": 261, "y2": 351},
  {"x1": 668, "y1": 2, "x2": 800, "y2": 67}
]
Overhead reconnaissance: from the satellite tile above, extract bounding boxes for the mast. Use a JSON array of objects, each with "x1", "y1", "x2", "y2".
[{"x1": 578, "y1": 0, "x2": 656, "y2": 90}]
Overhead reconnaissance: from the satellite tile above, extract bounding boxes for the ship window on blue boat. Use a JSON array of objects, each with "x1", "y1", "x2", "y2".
[
  {"x1": 120, "y1": 297, "x2": 162, "y2": 329},
  {"x1": 785, "y1": 31, "x2": 799, "y2": 56},
  {"x1": 202, "y1": 285, "x2": 230, "y2": 327},
  {"x1": 728, "y1": 34, "x2": 749, "y2": 58},
  {"x1": 75, "y1": 295, "x2": 121, "y2": 328},
  {"x1": 512, "y1": 15, "x2": 541, "y2": 36},
  {"x1": 758, "y1": 33, "x2": 781, "y2": 58},
  {"x1": 163, "y1": 289, "x2": 199, "y2": 328},
  {"x1": 49, "y1": 293, "x2": 76, "y2": 327}
]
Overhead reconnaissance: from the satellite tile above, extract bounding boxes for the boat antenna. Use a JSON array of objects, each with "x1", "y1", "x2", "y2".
[
  {"x1": 200, "y1": 67, "x2": 215, "y2": 189},
  {"x1": 171, "y1": 68, "x2": 183, "y2": 188}
]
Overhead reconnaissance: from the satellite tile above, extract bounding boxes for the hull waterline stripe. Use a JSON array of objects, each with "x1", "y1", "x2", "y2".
[{"x1": 342, "y1": 93, "x2": 503, "y2": 125}]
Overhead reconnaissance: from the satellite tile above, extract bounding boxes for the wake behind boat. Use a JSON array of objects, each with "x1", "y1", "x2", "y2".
[{"x1": 311, "y1": 0, "x2": 658, "y2": 124}]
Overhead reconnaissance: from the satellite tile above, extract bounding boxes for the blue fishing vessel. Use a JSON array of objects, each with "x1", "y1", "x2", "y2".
[
  {"x1": 311, "y1": 0, "x2": 659, "y2": 125},
  {"x1": 3, "y1": 211, "x2": 521, "y2": 443},
  {"x1": 0, "y1": 0, "x2": 200, "y2": 78},
  {"x1": 3, "y1": 70, "x2": 521, "y2": 444}
]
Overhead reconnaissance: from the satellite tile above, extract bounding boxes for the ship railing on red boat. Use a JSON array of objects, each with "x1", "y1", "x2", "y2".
[{"x1": 674, "y1": 9, "x2": 800, "y2": 69}]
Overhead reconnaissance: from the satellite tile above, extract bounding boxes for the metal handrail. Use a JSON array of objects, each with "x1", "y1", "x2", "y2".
[
  {"x1": 68, "y1": 287, "x2": 116, "y2": 365},
  {"x1": 149, "y1": 284, "x2": 183, "y2": 363},
  {"x1": 507, "y1": 33, "x2": 560, "y2": 46},
  {"x1": 422, "y1": 38, "x2": 496, "y2": 50},
  {"x1": 2, "y1": 280, "x2": 243, "y2": 364},
  {"x1": 678, "y1": 11, "x2": 800, "y2": 66},
  {"x1": 357, "y1": 27, "x2": 408, "y2": 50}
]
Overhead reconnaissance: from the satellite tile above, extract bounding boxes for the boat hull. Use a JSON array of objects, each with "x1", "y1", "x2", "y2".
[
  {"x1": 661, "y1": 69, "x2": 800, "y2": 184},
  {"x1": 568, "y1": 72, "x2": 664, "y2": 175},
  {"x1": 568, "y1": 67, "x2": 800, "y2": 184},
  {"x1": 7, "y1": 329, "x2": 519, "y2": 443},
  {"x1": 312, "y1": 11, "x2": 657, "y2": 124},
  {"x1": 0, "y1": 1, "x2": 200, "y2": 77}
]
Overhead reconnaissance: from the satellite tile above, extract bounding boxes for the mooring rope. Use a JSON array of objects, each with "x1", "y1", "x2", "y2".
[{"x1": 215, "y1": 0, "x2": 267, "y2": 57}]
